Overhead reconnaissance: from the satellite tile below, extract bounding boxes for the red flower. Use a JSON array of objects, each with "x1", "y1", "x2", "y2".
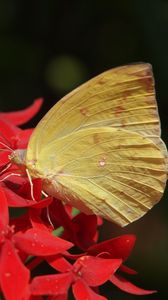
[
  {"x1": 30, "y1": 255, "x2": 122, "y2": 299},
  {"x1": 87, "y1": 236, "x2": 156, "y2": 295},
  {"x1": 0, "y1": 186, "x2": 73, "y2": 300},
  {"x1": 43, "y1": 198, "x2": 100, "y2": 250},
  {"x1": 0, "y1": 240, "x2": 30, "y2": 300},
  {"x1": 0, "y1": 99, "x2": 43, "y2": 172},
  {"x1": 65, "y1": 234, "x2": 156, "y2": 295},
  {"x1": 0, "y1": 187, "x2": 30, "y2": 300}
]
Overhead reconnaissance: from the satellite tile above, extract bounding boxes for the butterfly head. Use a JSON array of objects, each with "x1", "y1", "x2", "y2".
[
  {"x1": 10, "y1": 149, "x2": 27, "y2": 166},
  {"x1": 10, "y1": 149, "x2": 44, "y2": 179}
]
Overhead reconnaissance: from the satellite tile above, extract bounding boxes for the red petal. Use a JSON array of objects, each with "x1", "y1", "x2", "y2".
[
  {"x1": 0, "y1": 135, "x2": 9, "y2": 148},
  {"x1": 30, "y1": 197, "x2": 53, "y2": 209},
  {"x1": 72, "y1": 279, "x2": 107, "y2": 300},
  {"x1": 10, "y1": 213, "x2": 31, "y2": 232},
  {"x1": 15, "y1": 129, "x2": 33, "y2": 148},
  {"x1": 46, "y1": 255, "x2": 72, "y2": 273},
  {"x1": 73, "y1": 256, "x2": 121, "y2": 286},
  {"x1": 50, "y1": 201, "x2": 97, "y2": 251},
  {"x1": 0, "y1": 186, "x2": 9, "y2": 230},
  {"x1": 47, "y1": 295, "x2": 68, "y2": 300},
  {"x1": 0, "y1": 240, "x2": 30, "y2": 300},
  {"x1": 0, "y1": 119, "x2": 21, "y2": 144},
  {"x1": 0, "y1": 98, "x2": 43, "y2": 126},
  {"x1": 87, "y1": 235, "x2": 136, "y2": 261},
  {"x1": 64, "y1": 204, "x2": 73, "y2": 217},
  {"x1": 72, "y1": 213, "x2": 97, "y2": 250},
  {"x1": 120, "y1": 264, "x2": 137, "y2": 275},
  {"x1": 110, "y1": 274, "x2": 156, "y2": 295},
  {"x1": 64, "y1": 252, "x2": 83, "y2": 260},
  {"x1": 3, "y1": 171, "x2": 28, "y2": 185},
  {"x1": 3, "y1": 186, "x2": 36, "y2": 207},
  {"x1": 29, "y1": 208, "x2": 52, "y2": 231},
  {"x1": 49, "y1": 200, "x2": 76, "y2": 238},
  {"x1": 97, "y1": 216, "x2": 103, "y2": 226},
  {"x1": 4, "y1": 185, "x2": 52, "y2": 208},
  {"x1": 30, "y1": 273, "x2": 72, "y2": 296},
  {"x1": 18, "y1": 179, "x2": 42, "y2": 202},
  {"x1": 13, "y1": 228, "x2": 73, "y2": 256},
  {"x1": 26, "y1": 296, "x2": 43, "y2": 300},
  {"x1": 0, "y1": 151, "x2": 10, "y2": 167}
]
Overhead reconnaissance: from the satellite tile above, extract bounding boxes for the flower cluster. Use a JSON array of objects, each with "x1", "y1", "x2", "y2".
[{"x1": 0, "y1": 100, "x2": 156, "y2": 299}]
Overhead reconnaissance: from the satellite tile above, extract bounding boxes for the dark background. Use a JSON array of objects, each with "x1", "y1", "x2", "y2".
[{"x1": 0, "y1": 0, "x2": 168, "y2": 299}]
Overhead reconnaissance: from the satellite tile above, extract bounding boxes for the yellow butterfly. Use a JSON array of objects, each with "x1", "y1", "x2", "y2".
[{"x1": 12, "y1": 63, "x2": 167, "y2": 227}]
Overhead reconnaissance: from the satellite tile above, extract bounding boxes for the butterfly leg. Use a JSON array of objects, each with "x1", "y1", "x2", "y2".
[{"x1": 26, "y1": 168, "x2": 35, "y2": 201}]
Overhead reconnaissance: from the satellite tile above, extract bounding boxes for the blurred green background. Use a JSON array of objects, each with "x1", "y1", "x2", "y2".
[{"x1": 0, "y1": 0, "x2": 168, "y2": 299}]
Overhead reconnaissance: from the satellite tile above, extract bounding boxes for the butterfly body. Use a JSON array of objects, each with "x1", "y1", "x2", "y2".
[{"x1": 11, "y1": 63, "x2": 167, "y2": 227}]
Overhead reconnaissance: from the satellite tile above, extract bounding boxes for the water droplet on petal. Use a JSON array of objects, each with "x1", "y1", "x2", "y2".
[
  {"x1": 46, "y1": 278, "x2": 51, "y2": 282},
  {"x1": 33, "y1": 233, "x2": 38, "y2": 240},
  {"x1": 5, "y1": 272, "x2": 11, "y2": 277},
  {"x1": 80, "y1": 257, "x2": 85, "y2": 261}
]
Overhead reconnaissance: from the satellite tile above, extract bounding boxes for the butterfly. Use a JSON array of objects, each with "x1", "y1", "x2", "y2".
[{"x1": 12, "y1": 63, "x2": 167, "y2": 227}]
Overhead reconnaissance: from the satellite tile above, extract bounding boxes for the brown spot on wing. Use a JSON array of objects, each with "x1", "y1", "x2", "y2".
[
  {"x1": 121, "y1": 120, "x2": 126, "y2": 128},
  {"x1": 80, "y1": 107, "x2": 89, "y2": 116},
  {"x1": 142, "y1": 76, "x2": 154, "y2": 93},
  {"x1": 98, "y1": 77, "x2": 107, "y2": 85},
  {"x1": 93, "y1": 133, "x2": 101, "y2": 144},
  {"x1": 114, "y1": 105, "x2": 125, "y2": 116},
  {"x1": 123, "y1": 90, "x2": 132, "y2": 99}
]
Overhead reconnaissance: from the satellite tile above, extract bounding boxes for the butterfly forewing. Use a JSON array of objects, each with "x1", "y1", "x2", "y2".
[{"x1": 27, "y1": 63, "x2": 165, "y2": 160}]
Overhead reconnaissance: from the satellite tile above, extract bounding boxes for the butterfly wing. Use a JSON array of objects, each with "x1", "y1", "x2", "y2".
[
  {"x1": 27, "y1": 63, "x2": 167, "y2": 162},
  {"x1": 25, "y1": 63, "x2": 167, "y2": 226},
  {"x1": 36, "y1": 127, "x2": 167, "y2": 227}
]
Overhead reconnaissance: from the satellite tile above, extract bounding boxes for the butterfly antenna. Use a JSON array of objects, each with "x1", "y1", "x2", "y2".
[
  {"x1": 0, "y1": 173, "x2": 21, "y2": 182},
  {"x1": 25, "y1": 168, "x2": 35, "y2": 201},
  {"x1": 0, "y1": 141, "x2": 13, "y2": 152}
]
